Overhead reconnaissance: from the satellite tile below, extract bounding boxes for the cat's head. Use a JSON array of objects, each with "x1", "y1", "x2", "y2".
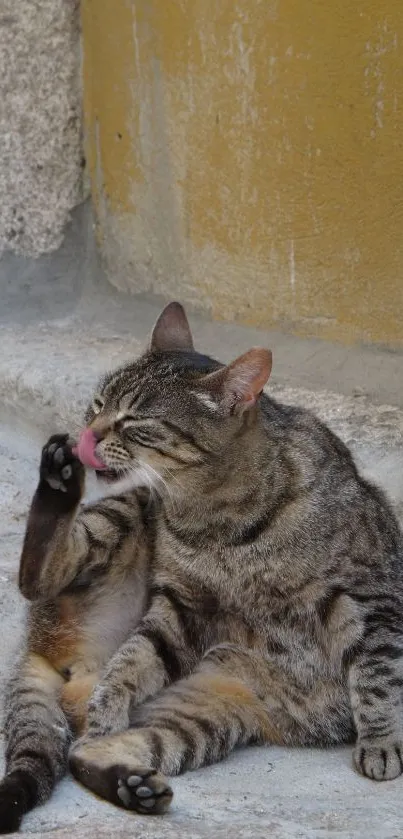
[{"x1": 76, "y1": 302, "x2": 272, "y2": 495}]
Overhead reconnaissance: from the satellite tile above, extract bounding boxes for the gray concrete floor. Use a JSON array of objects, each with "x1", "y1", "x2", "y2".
[{"x1": 1, "y1": 203, "x2": 403, "y2": 837}]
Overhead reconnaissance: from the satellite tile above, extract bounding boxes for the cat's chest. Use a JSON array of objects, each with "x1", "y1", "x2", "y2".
[{"x1": 154, "y1": 521, "x2": 289, "y2": 614}]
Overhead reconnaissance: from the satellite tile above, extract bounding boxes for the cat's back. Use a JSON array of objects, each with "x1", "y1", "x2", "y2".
[
  {"x1": 261, "y1": 393, "x2": 403, "y2": 571},
  {"x1": 261, "y1": 392, "x2": 356, "y2": 478}
]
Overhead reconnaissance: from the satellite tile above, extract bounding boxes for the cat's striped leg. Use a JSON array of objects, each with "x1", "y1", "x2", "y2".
[
  {"x1": 349, "y1": 611, "x2": 403, "y2": 781},
  {"x1": 84, "y1": 588, "x2": 201, "y2": 739},
  {"x1": 19, "y1": 434, "x2": 86, "y2": 600},
  {"x1": 0, "y1": 653, "x2": 70, "y2": 834},
  {"x1": 19, "y1": 433, "x2": 145, "y2": 601},
  {"x1": 69, "y1": 644, "x2": 278, "y2": 814}
]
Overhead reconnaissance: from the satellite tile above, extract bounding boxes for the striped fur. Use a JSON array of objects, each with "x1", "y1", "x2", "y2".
[
  {"x1": 70, "y1": 304, "x2": 403, "y2": 803},
  {"x1": 0, "y1": 436, "x2": 149, "y2": 833},
  {"x1": 2, "y1": 301, "x2": 403, "y2": 830}
]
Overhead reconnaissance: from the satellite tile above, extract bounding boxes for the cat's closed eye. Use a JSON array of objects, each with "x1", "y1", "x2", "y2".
[
  {"x1": 118, "y1": 417, "x2": 137, "y2": 430},
  {"x1": 117, "y1": 419, "x2": 165, "y2": 447},
  {"x1": 92, "y1": 396, "x2": 104, "y2": 415}
]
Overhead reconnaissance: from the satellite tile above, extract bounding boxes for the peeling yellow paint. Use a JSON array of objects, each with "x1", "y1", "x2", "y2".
[{"x1": 82, "y1": 0, "x2": 403, "y2": 346}]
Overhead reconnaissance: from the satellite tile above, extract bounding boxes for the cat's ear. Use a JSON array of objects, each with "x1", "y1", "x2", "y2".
[
  {"x1": 150, "y1": 302, "x2": 194, "y2": 352},
  {"x1": 201, "y1": 348, "x2": 272, "y2": 414}
]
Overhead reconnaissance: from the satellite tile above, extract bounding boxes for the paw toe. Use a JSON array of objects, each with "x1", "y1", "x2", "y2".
[
  {"x1": 115, "y1": 767, "x2": 173, "y2": 815},
  {"x1": 135, "y1": 785, "x2": 155, "y2": 798},
  {"x1": 54, "y1": 446, "x2": 65, "y2": 466},
  {"x1": 40, "y1": 434, "x2": 84, "y2": 496}
]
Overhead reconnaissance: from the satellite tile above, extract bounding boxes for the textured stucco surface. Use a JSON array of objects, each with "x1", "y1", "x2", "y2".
[
  {"x1": 0, "y1": 0, "x2": 83, "y2": 255},
  {"x1": 82, "y1": 0, "x2": 403, "y2": 347}
]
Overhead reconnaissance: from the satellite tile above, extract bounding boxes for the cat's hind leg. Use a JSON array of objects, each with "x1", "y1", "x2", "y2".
[
  {"x1": 0, "y1": 653, "x2": 71, "y2": 834},
  {"x1": 69, "y1": 643, "x2": 282, "y2": 814}
]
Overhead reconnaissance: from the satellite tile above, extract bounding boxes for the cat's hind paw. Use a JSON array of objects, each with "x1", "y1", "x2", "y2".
[
  {"x1": 70, "y1": 748, "x2": 173, "y2": 815},
  {"x1": 116, "y1": 767, "x2": 173, "y2": 814}
]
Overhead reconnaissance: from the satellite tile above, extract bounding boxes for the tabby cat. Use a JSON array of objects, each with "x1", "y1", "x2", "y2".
[{"x1": 2, "y1": 301, "x2": 403, "y2": 833}]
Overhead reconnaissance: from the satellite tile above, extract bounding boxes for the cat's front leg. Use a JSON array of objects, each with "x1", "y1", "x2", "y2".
[
  {"x1": 85, "y1": 592, "x2": 200, "y2": 738},
  {"x1": 19, "y1": 434, "x2": 86, "y2": 600},
  {"x1": 348, "y1": 613, "x2": 403, "y2": 781}
]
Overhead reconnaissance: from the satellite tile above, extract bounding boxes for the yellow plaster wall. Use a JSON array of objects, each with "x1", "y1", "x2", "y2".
[{"x1": 82, "y1": 0, "x2": 403, "y2": 345}]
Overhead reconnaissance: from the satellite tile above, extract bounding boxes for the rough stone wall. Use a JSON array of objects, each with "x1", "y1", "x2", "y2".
[{"x1": 0, "y1": 1, "x2": 83, "y2": 256}]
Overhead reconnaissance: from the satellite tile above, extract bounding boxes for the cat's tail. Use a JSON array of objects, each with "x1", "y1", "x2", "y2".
[{"x1": 0, "y1": 653, "x2": 71, "y2": 834}]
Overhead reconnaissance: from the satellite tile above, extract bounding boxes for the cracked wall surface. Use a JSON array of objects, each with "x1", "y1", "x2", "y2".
[{"x1": 0, "y1": 1, "x2": 83, "y2": 256}]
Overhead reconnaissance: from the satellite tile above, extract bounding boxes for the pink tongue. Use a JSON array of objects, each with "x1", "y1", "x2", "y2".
[{"x1": 72, "y1": 429, "x2": 106, "y2": 470}]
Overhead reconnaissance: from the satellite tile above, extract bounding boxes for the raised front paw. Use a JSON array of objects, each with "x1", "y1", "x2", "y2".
[
  {"x1": 40, "y1": 434, "x2": 84, "y2": 500},
  {"x1": 353, "y1": 739, "x2": 403, "y2": 781},
  {"x1": 86, "y1": 681, "x2": 131, "y2": 738}
]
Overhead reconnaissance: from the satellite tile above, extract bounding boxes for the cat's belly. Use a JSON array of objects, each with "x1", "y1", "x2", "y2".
[
  {"x1": 154, "y1": 537, "x2": 360, "y2": 683},
  {"x1": 32, "y1": 569, "x2": 146, "y2": 679},
  {"x1": 80, "y1": 571, "x2": 146, "y2": 669}
]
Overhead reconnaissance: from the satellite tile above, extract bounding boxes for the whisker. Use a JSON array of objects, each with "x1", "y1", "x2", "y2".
[
  {"x1": 162, "y1": 464, "x2": 185, "y2": 493},
  {"x1": 137, "y1": 460, "x2": 178, "y2": 512}
]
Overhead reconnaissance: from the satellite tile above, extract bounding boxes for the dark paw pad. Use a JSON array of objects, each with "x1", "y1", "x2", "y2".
[
  {"x1": 69, "y1": 749, "x2": 173, "y2": 814},
  {"x1": 353, "y1": 740, "x2": 403, "y2": 781},
  {"x1": 0, "y1": 771, "x2": 35, "y2": 834},
  {"x1": 40, "y1": 434, "x2": 84, "y2": 497},
  {"x1": 115, "y1": 767, "x2": 173, "y2": 815}
]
